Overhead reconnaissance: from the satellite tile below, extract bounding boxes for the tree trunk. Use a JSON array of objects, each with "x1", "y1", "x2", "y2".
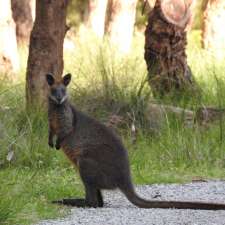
[
  {"x1": 87, "y1": 0, "x2": 108, "y2": 38},
  {"x1": 105, "y1": 0, "x2": 138, "y2": 53},
  {"x1": 144, "y1": 0, "x2": 195, "y2": 96},
  {"x1": 30, "y1": 0, "x2": 36, "y2": 21},
  {"x1": 202, "y1": 0, "x2": 225, "y2": 55},
  {"x1": 26, "y1": 0, "x2": 69, "y2": 107},
  {"x1": 0, "y1": 0, "x2": 19, "y2": 74},
  {"x1": 11, "y1": 0, "x2": 34, "y2": 44}
]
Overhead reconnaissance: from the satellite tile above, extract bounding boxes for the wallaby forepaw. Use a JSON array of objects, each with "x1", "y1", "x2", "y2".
[
  {"x1": 48, "y1": 141, "x2": 54, "y2": 148},
  {"x1": 55, "y1": 143, "x2": 61, "y2": 150}
]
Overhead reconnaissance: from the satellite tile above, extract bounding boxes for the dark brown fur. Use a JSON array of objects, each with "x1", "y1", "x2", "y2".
[{"x1": 46, "y1": 73, "x2": 225, "y2": 210}]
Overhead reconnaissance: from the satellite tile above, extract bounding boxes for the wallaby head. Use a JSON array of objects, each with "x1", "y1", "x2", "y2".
[{"x1": 46, "y1": 73, "x2": 71, "y2": 105}]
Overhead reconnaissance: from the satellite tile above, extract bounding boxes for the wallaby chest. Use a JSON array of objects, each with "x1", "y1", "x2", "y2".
[{"x1": 48, "y1": 103, "x2": 73, "y2": 137}]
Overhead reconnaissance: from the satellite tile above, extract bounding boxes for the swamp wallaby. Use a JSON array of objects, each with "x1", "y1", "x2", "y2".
[{"x1": 46, "y1": 73, "x2": 225, "y2": 210}]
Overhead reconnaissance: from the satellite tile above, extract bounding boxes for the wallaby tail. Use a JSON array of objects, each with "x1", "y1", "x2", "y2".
[{"x1": 121, "y1": 186, "x2": 225, "y2": 210}]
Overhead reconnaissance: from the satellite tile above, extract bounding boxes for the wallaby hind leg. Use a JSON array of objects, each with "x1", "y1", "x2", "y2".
[
  {"x1": 84, "y1": 184, "x2": 102, "y2": 208},
  {"x1": 78, "y1": 158, "x2": 104, "y2": 207}
]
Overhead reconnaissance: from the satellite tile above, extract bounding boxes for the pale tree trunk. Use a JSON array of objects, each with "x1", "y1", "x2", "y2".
[
  {"x1": 105, "y1": 0, "x2": 138, "y2": 53},
  {"x1": 144, "y1": 0, "x2": 195, "y2": 97},
  {"x1": 30, "y1": 0, "x2": 36, "y2": 21},
  {"x1": 26, "y1": 0, "x2": 69, "y2": 107},
  {"x1": 87, "y1": 0, "x2": 108, "y2": 38},
  {"x1": 147, "y1": 0, "x2": 156, "y2": 8},
  {"x1": 11, "y1": 0, "x2": 35, "y2": 44},
  {"x1": 0, "y1": 0, "x2": 19, "y2": 74},
  {"x1": 202, "y1": 0, "x2": 225, "y2": 56}
]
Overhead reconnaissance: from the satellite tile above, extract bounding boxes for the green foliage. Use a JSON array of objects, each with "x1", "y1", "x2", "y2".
[
  {"x1": 0, "y1": 168, "x2": 82, "y2": 225},
  {"x1": 1, "y1": 31, "x2": 225, "y2": 224}
]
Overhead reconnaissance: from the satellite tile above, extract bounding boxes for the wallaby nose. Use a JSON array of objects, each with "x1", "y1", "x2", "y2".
[{"x1": 56, "y1": 96, "x2": 62, "y2": 102}]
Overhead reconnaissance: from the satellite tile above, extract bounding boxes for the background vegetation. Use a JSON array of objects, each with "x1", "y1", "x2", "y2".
[
  {"x1": 1, "y1": 0, "x2": 225, "y2": 224},
  {"x1": 1, "y1": 30, "x2": 225, "y2": 225}
]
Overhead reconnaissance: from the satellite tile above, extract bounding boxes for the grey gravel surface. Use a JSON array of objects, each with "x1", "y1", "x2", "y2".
[{"x1": 38, "y1": 181, "x2": 225, "y2": 225}]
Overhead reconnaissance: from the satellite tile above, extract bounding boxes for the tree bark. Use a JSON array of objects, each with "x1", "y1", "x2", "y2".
[
  {"x1": 105, "y1": 0, "x2": 138, "y2": 53},
  {"x1": 11, "y1": 0, "x2": 34, "y2": 44},
  {"x1": 0, "y1": 0, "x2": 19, "y2": 74},
  {"x1": 144, "y1": 0, "x2": 195, "y2": 96},
  {"x1": 87, "y1": 0, "x2": 108, "y2": 38},
  {"x1": 26, "y1": 0, "x2": 69, "y2": 107},
  {"x1": 202, "y1": 0, "x2": 225, "y2": 55}
]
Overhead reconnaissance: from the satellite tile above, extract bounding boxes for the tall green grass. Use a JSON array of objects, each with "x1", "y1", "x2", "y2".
[{"x1": 0, "y1": 31, "x2": 225, "y2": 224}]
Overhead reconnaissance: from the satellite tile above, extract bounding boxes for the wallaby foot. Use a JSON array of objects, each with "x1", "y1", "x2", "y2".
[
  {"x1": 52, "y1": 186, "x2": 103, "y2": 208},
  {"x1": 52, "y1": 198, "x2": 86, "y2": 207},
  {"x1": 52, "y1": 193, "x2": 103, "y2": 208}
]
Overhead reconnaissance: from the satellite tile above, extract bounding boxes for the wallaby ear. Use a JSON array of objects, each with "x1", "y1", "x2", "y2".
[
  {"x1": 46, "y1": 73, "x2": 55, "y2": 86},
  {"x1": 63, "y1": 73, "x2": 72, "y2": 86}
]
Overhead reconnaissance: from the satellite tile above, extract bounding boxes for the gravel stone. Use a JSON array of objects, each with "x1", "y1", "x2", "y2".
[{"x1": 37, "y1": 181, "x2": 225, "y2": 225}]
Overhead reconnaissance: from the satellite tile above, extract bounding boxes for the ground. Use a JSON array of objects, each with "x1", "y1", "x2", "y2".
[{"x1": 37, "y1": 181, "x2": 225, "y2": 225}]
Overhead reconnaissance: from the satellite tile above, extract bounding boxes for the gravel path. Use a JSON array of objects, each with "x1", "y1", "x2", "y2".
[{"x1": 38, "y1": 181, "x2": 225, "y2": 225}]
